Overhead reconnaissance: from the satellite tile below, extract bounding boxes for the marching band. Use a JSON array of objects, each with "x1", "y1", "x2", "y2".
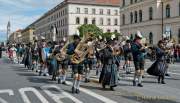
[{"x1": 5, "y1": 31, "x2": 180, "y2": 94}]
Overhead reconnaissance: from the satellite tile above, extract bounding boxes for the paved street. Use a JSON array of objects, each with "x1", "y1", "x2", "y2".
[{"x1": 0, "y1": 53, "x2": 180, "y2": 103}]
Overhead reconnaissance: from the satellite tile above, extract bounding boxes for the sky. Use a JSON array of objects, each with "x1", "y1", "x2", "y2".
[{"x1": 0, "y1": 0, "x2": 63, "y2": 42}]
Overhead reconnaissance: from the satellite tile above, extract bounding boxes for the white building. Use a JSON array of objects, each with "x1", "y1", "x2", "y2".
[
  {"x1": 120, "y1": 0, "x2": 180, "y2": 44},
  {"x1": 32, "y1": 0, "x2": 120, "y2": 41}
]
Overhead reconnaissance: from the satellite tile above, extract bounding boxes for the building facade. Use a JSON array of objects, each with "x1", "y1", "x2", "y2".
[
  {"x1": 9, "y1": 30, "x2": 22, "y2": 44},
  {"x1": 21, "y1": 28, "x2": 35, "y2": 44},
  {"x1": 120, "y1": 0, "x2": 180, "y2": 44},
  {"x1": 32, "y1": 0, "x2": 120, "y2": 41}
]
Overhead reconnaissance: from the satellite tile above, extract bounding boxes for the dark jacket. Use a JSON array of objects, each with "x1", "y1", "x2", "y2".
[{"x1": 131, "y1": 42, "x2": 145, "y2": 61}]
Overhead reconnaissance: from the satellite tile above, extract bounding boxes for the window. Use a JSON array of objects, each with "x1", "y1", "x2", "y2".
[
  {"x1": 107, "y1": 29, "x2": 111, "y2": 33},
  {"x1": 122, "y1": 0, "x2": 125, "y2": 7},
  {"x1": 114, "y1": 19, "x2": 118, "y2": 25},
  {"x1": 76, "y1": 17, "x2": 80, "y2": 24},
  {"x1": 84, "y1": 8, "x2": 88, "y2": 14},
  {"x1": 139, "y1": 10, "x2": 142, "y2": 22},
  {"x1": 114, "y1": 30, "x2": 118, "y2": 33},
  {"x1": 115, "y1": 10, "x2": 118, "y2": 15},
  {"x1": 166, "y1": 4, "x2": 170, "y2": 18},
  {"x1": 179, "y1": 3, "x2": 180, "y2": 16},
  {"x1": 134, "y1": 0, "x2": 137, "y2": 3},
  {"x1": 179, "y1": 29, "x2": 180, "y2": 43},
  {"x1": 107, "y1": 9, "x2": 111, "y2": 15},
  {"x1": 107, "y1": 18, "x2": 111, "y2": 25},
  {"x1": 130, "y1": 12, "x2": 133, "y2": 24},
  {"x1": 122, "y1": 14, "x2": 125, "y2": 25},
  {"x1": 149, "y1": 32, "x2": 153, "y2": 44},
  {"x1": 77, "y1": 8, "x2": 80, "y2": 13},
  {"x1": 92, "y1": 18, "x2": 96, "y2": 24},
  {"x1": 134, "y1": 11, "x2": 138, "y2": 23},
  {"x1": 92, "y1": 8, "x2": 96, "y2": 14},
  {"x1": 84, "y1": 18, "x2": 88, "y2": 24},
  {"x1": 100, "y1": 9, "x2": 103, "y2": 15},
  {"x1": 100, "y1": 18, "x2": 104, "y2": 25},
  {"x1": 149, "y1": 7, "x2": 153, "y2": 20}
]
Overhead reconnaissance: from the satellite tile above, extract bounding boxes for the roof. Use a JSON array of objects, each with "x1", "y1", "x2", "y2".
[
  {"x1": 30, "y1": 0, "x2": 120, "y2": 27},
  {"x1": 66, "y1": 0, "x2": 120, "y2": 6}
]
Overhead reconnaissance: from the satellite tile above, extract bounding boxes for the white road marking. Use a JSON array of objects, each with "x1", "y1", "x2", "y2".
[
  {"x1": 66, "y1": 81, "x2": 118, "y2": 103},
  {"x1": 0, "y1": 89, "x2": 14, "y2": 103},
  {"x1": 19, "y1": 87, "x2": 49, "y2": 103},
  {"x1": 41, "y1": 85, "x2": 83, "y2": 103},
  {"x1": 169, "y1": 72, "x2": 180, "y2": 76}
]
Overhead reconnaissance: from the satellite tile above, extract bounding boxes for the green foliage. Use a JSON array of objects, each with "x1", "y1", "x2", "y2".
[
  {"x1": 78, "y1": 24, "x2": 103, "y2": 38},
  {"x1": 102, "y1": 32, "x2": 120, "y2": 39}
]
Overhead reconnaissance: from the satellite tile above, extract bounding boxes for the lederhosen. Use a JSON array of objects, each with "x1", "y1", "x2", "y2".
[{"x1": 67, "y1": 43, "x2": 83, "y2": 75}]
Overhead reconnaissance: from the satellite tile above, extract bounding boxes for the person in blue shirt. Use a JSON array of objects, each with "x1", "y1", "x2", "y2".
[
  {"x1": 131, "y1": 34, "x2": 146, "y2": 87},
  {"x1": 67, "y1": 35, "x2": 82, "y2": 94}
]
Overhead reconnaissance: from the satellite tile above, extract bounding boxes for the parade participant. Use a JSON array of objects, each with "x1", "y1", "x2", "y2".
[
  {"x1": 123, "y1": 39, "x2": 132, "y2": 74},
  {"x1": 67, "y1": 35, "x2": 82, "y2": 94},
  {"x1": 41, "y1": 41, "x2": 51, "y2": 76},
  {"x1": 57, "y1": 39, "x2": 69, "y2": 84},
  {"x1": 0, "y1": 45, "x2": 2, "y2": 58},
  {"x1": 48, "y1": 42, "x2": 59, "y2": 80},
  {"x1": 131, "y1": 32, "x2": 146, "y2": 87},
  {"x1": 32, "y1": 40, "x2": 39, "y2": 71},
  {"x1": 99, "y1": 38, "x2": 118, "y2": 91},
  {"x1": 147, "y1": 40, "x2": 167, "y2": 84},
  {"x1": 84, "y1": 45, "x2": 96, "y2": 83},
  {"x1": 24, "y1": 43, "x2": 32, "y2": 69},
  {"x1": 16, "y1": 44, "x2": 24, "y2": 64},
  {"x1": 11, "y1": 44, "x2": 18, "y2": 63},
  {"x1": 95, "y1": 39, "x2": 105, "y2": 77}
]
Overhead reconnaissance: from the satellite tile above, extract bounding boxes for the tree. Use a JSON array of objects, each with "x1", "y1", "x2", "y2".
[
  {"x1": 78, "y1": 24, "x2": 103, "y2": 38},
  {"x1": 102, "y1": 32, "x2": 120, "y2": 40}
]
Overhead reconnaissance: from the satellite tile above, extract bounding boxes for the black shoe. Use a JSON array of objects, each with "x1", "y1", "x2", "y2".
[
  {"x1": 58, "y1": 79, "x2": 61, "y2": 84},
  {"x1": 72, "y1": 87, "x2": 75, "y2": 94},
  {"x1": 102, "y1": 84, "x2": 106, "y2": 89},
  {"x1": 62, "y1": 81, "x2": 67, "y2": 85},
  {"x1": 39, "y1": 71, "x2": 42, "y2": 76},
  {"x1": 165, "y1": 73, "x2": 170, "y2": 77},
  {"x1": 85, "y1": 78, "x2": 88, "y2": 83},
  {"x1": 110, "y1": 87, "x2": 115, "y2": 91},
  {"x1": 137, "y1": 83, "x2": 143, "y2": 87},
  {"x1": 76, "y1": 89, "x2": 80, "y2": 94},
  {"x1": 133, "y1": 80, "x2": 136, "y2": 86},
  {"x1": 126, "y1": 71, "x2": 131, "y2": 74},
  {"x1": 161, "y1": 81, "x2": 166, "y2": 84}
]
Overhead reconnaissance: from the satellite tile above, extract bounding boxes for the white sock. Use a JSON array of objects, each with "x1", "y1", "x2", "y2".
[
  {"x1": 138, "y1": 76, "x2": 142, "y2": 84},
  {"x1": 63, "y1": 75, "x2": 66, "y2": 81},
  {"x1": 76, "y1": 80, "x2": 81, "y2": 89},
  {"x1": 73, "y1": 80, "x2": 77, "y2": 89}
]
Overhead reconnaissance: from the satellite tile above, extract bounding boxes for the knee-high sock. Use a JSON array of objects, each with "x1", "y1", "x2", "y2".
[
  {"x1": 76, "y1": 80, "x2": 81, "y2": 89},
  {"x1": 73, "y1": 79, "x2": 77, "y2": 88},
  {"x1": 63, "y1": 74, "x2": 66, "y2": 81},
  {"x1": 138, "y1": 75, "x2": 142, "y2": 84}
]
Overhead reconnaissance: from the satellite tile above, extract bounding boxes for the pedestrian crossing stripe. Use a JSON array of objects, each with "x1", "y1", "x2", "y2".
[
  {"x1": 66, "y1": 81, "x2": 118, "y2": 103},
  {"x1": 41, "y1": 85, "x2": 83, "y2": 103},
  {"x1": 0, "y1": 84, "x2": 118, "y2": 103}
]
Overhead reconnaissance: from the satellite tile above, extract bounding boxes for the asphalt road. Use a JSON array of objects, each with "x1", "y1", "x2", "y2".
[{"x1": 0, "y1": 53, "x2": 180, "y2": 103}]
